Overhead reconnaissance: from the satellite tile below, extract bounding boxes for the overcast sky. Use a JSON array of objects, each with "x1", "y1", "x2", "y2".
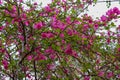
[
  {"x1": 88, "y1": 1, "x2": 120, "y2": 27},
  {"x1": 34, "y1": 0, "x2": 120, "y2": 17},
  {"x1": 88, "y1": 1, "x2": 120, "y2": 17}
]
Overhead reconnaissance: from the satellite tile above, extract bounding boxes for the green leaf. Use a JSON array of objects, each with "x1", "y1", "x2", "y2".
[
  {"x1": 93, "y1": 0, "x2": 97, "y2": 3},
  {"x1": 110, "y1": 22, "x2": 116, "y2": 27}
]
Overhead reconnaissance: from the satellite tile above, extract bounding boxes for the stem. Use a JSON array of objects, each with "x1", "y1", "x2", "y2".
[
  {"x1": 33, "y1": 60, "x2": 37, "y2": 80},
  {"x1": 19, "y1": 40, "x2": 35, "y2": 64}
]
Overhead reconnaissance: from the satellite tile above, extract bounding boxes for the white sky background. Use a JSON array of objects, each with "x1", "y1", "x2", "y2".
[
  {"x1": 88, "y1": 1, "x2": 120, "y2": 18},
  {"x1": 34, "y1": 0, "x2": 120, "y2": 18},
  {"x1": 87, "y1": 1, "x2": 120, "y2": 31},
  {"x1": 34, "y1": 0, "x2": 51, "y2": 6},
  {"x1": 34, "y1": 0, "x2": 120, "y2": 26}
]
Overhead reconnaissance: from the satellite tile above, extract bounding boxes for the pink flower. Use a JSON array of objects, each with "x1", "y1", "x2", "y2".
[
  {"x1": 26, "y1": 73, "x2": 31, "y2": 79},
  {"x1": 96, "y1": 59, "x2": 100, "y2": 64},
  {"x1": 47, "y1": 74, "x2": 51, "y2": 80},
  {"x1": 21, "y1": 13, "x2": 27, "y2": 20},
  {"x1": 0, "y1": 0, "x2": 2, "y2": 4},
  {"x1": 59, "y1": 23, "x2": 66, "y2": 30},
  {"x1": 10, "y1": 13, "x2": 17, "y2": 17},
  {"x1": 106, "y1": 38, "x2": 110, "y2": 44},
  {"x1": 115, "y1": 65, "x2": 119, "y2": 70},
  {"x1": 72, "y1": 50, "x2": 78, "y2": 58},
  {"x1": 67, "y1": 29, "x2": 73, "y2": 36},
  {"x1": 11, "y1": 5, "x2": 17, "y2": 13},
  {"x1": 41, "y1": 32, "x2": 54, "y2": 38},
  {"x1": 98, "y1": 71, "x2": 104, "y2": 77},
  {"x1": 54, "y1": 8, "x2": 60, "y2": 14},
  {"x1": 45, "y1": 48, "x2": 55, "y2": 54},
  {"x1": 44, "y1": 5, "x2": 51, "y2": 12},
  {"x1": 64, "y1": 44, "x2": 78, "y2": 57},
  {"x1": 65, "y1": 44, "x2": 72, "y2": 55},
  {"x1": 106, "y1": 9, "x2": 113, "y2": 16},
  {"x1": 66, "y1": 16, "x2": 71, "y2": 24},
  {"x1": 33, "y1": 22, "x2": 43, "y2": 29},
  {"x1": 0, "y1": 26, "x2": 4, "y2": 31},
  {"x1": 38, "y1": 54, "x2": 47, "y2": 60},
  {"x1": 64, "y1": 69, "x2": 69, "y2": 74},
  {"x1": 49, "y1": 54, "x2": 56, "y2": 60},
  {"x1": 60, "y1": 33, "x2": 64, "y2": 38},
  {"x1": 34, "y1": 2, "x2": 37, "y2": 5},
  {"x1": 62, "y1": 40, "x2": 66, "y2": 44},
  {"x1": 2, "y1": 59, "x2": 8, "y2": 70},
  {"x1": 18, "y1": 35, "x2": 24, "y2": 41},
  {"x1": 118, "y1": 48, "x2": 120, "y2": 52},
  {"x1": 107, "y1": 30, "x2": 111, "y2": 36},
  {"x1": 62, "y1": 0, "x2": 66, "y2": 3},
  {"x1": 83, "y1": 24, "x2": 89, "y2": 31},
  {"x1": 113, "y1": 7, "x2": 120, "y2": 15},
  {"x1": 25, "y1": 44, "x2": 30, "y2": 51},
  {"x1": 94, "y1": 24, "x2": 98, "y2": 30},
  {"x1": 27, "y1": 55, "x2": 33, "y2": 61},
  {"x1": 19, "y1": 0, "x2": 23, "y2": 2},
  {"x1": 4, "y1": 10, "x2": 10, "y2": 15},
  {"x1": 74, "y1": 20, "x2": 81, "y2": 24},
  {"x1": 117, "y1": 74, "x2": 120, "y2": 79},
  {"x1": 0, "y1": 0, "x2": 2, "y2": 5},
  {"x1": 84, "y1": 76, "x2": 90, "y2": 80},
  {"x1": 106, "y1": 72, "x2": 114, "y2": 79},
  {"x1": 45, "y1": 48, "x2": 56, "y2": 60},
  {"x1": 101, "y1": 15, "x2": 107, "y2": 22},
  {"x1": 47, "y1": 64, "x2": 56, "y2": 70},
  {"x1": 0, "y1": 48, "x2": 5, "y2": 53},
  {"x1": 24, "y1": 21, "x2": 29, "y2": 26},
  {"x1": 51, "y1": 16, "x2": 66, "y2": 30}
]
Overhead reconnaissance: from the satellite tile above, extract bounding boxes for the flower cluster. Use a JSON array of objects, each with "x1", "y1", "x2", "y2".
[{"x1": 0, "y1": 0, "x2": 120, "y2": 80}]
